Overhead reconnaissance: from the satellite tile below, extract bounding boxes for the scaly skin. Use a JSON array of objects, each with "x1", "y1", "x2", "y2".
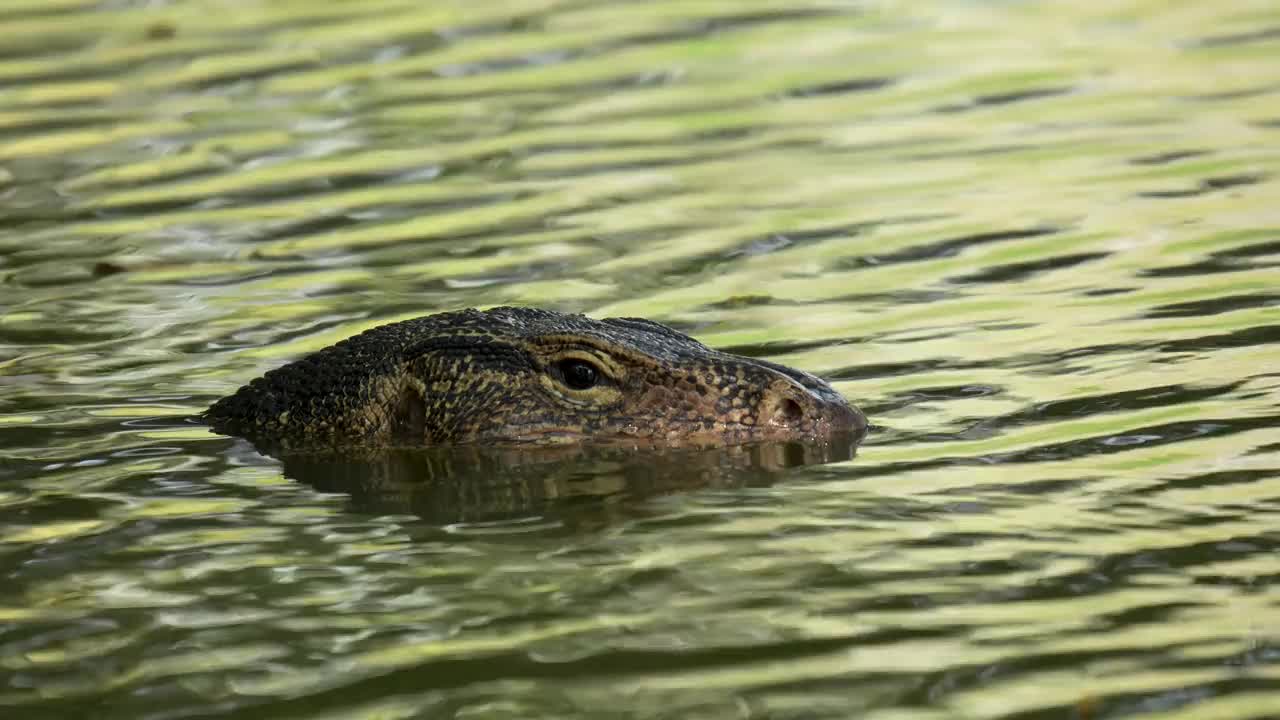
[{"x1": 203, "y1": 307, "x2": 866, "y2": 450}]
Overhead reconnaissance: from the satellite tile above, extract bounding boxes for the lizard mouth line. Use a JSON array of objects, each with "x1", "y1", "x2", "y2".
[{"x1": 485, "y1": 420, "x2": 868, "y2": 447}]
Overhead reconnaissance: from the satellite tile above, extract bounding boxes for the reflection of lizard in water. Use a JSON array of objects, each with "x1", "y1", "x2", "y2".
[
  {"x1": 204, "y1": 307, "x2": 867, "y2": 451},
  {"x1": 277, "y1": 437, "x2": 861, "y2": 527}
]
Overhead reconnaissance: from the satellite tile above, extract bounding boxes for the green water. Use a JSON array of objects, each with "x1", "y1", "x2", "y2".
[{"x1": 2, "y1": 0, "x2": 1279, "y2": 718}]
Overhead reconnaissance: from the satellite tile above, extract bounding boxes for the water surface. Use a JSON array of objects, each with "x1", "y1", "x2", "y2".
[{"x1": 2, "y1": 0, "x2": 1279, "y2": 718}]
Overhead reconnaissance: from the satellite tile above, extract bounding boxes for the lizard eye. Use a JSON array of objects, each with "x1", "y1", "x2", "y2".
[{"x1": 556, "y1": 358, "x2": 599, "y2": 390}]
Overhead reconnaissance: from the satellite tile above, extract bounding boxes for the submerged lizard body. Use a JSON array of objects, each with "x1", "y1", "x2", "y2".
[{"x1": 204, "y1": 307, "x2": 866, "y2": 450}]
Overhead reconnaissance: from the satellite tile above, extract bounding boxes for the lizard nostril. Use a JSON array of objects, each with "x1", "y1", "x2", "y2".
[{"x1": 773, "y1": 397, "x2": 804, "y2": 425}]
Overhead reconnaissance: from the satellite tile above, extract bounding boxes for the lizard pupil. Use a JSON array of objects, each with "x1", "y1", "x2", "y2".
[{"x1": 558, "y1": 359, "x2": 599, "y2": 390}]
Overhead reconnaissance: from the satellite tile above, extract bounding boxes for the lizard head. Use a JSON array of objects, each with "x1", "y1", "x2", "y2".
[{"x1": 206, "y1": 307, "x2": 867, "y2": 451}]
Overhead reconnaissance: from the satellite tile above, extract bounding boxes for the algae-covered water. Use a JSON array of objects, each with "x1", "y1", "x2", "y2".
[{"x1": 2, "y1": 1, "x2": 1279, "y2": 718}]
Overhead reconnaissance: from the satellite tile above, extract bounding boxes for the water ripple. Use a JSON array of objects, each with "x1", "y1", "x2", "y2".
[{"x1": 2, "y1": 0, "x2": 1279, "y2": 718}]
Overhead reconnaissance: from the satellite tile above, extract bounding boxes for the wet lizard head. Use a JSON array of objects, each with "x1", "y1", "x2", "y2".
[{"x1": 205, "y1": 307, "x2": 867, "y2": 450}]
